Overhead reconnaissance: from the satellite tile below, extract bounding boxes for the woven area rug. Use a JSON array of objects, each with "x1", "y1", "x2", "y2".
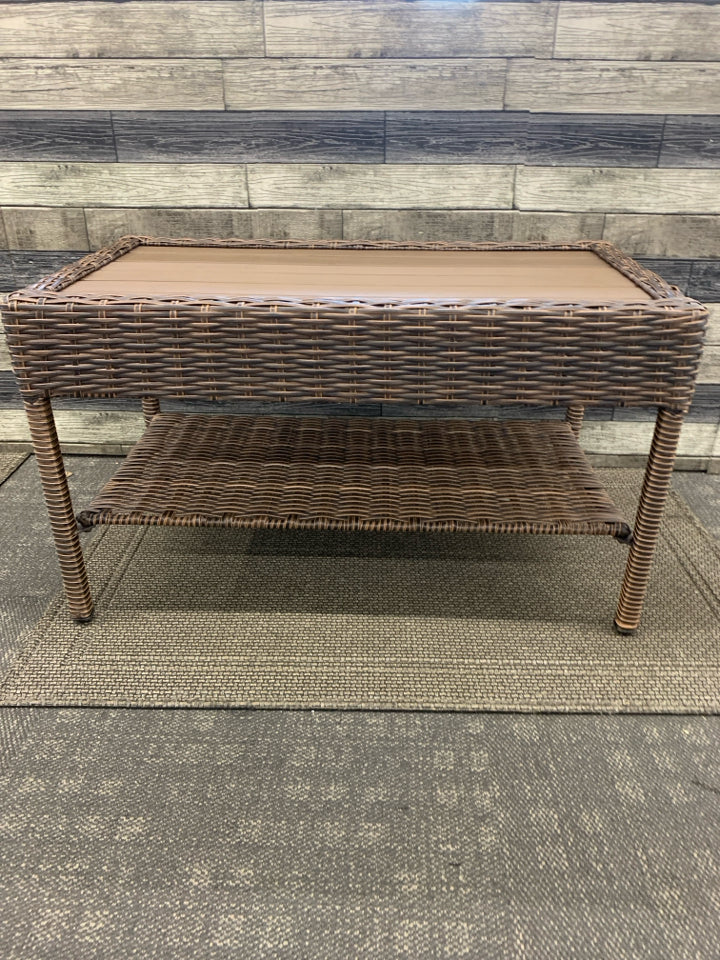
[
  {"x1": 1, "y1": 469, "x2": 719, "y2": 711},
  {"x1": 0, "y1": 452, "x2": 27, "y2": 485}
]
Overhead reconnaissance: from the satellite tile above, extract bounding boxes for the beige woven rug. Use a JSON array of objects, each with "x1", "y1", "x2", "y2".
[{"x1": 2, "y1": 470, "x2": 719, "y2": 711}]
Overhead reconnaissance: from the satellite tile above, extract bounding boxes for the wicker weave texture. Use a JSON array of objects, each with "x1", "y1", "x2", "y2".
[
  {"x1": 4, "y1": 238, "x2": 707, "y2": 411},
  {"x1": 77, "y1": 413, "x2": 632, "y2": 539}
]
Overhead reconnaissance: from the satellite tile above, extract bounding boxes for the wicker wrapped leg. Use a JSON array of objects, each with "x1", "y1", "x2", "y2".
[
  {"x1": 615, "y1": 407, "x2": 684, "y2": 634},
  {"x1": 565, "y1": 403, "x2": 585, "y2": 438},
  {"x1": 24, "y1": 396, "x2": 93, "y2": 622},
  {"x1": 142, "y1": 397, "x2": 161, "y2": 426}
]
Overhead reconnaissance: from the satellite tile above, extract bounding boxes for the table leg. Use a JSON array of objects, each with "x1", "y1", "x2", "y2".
[
  {"x1": 565, "y1": 403, "x2": 585, "y2": 438},
  {"x1": 614, "y1": 407, "x2": 684, "y2": 634},
  {"x1": 24, "y1": 396, "x2": 94, "y2": 622},
  {"x1": 142, "y1": 397, "x2": 161, "y2": 426}
]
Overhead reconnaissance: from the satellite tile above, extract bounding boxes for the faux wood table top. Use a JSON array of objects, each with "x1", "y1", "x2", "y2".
[{"x1": 63, "y1": 246, "x2": 653, "y2": 302}]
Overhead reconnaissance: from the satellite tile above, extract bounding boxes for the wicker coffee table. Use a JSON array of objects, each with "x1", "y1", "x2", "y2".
[{"x1": 4, "y1": 238, "x2": 707, "y2": 632}]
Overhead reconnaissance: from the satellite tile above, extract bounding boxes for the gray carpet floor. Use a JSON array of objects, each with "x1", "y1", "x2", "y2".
[{"x1": 1, "y1": 455, "x2": 720, "y2": 959}]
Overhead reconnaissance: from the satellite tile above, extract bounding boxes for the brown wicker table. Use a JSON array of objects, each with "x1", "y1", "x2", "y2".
[{"x1": 4, "y1": 238, "x2": 707, "y2": 632}]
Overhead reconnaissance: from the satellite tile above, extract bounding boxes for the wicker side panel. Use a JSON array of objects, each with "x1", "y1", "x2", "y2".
[{"x1": 4, "y1": 297, "x2": 707, "y2": 409}]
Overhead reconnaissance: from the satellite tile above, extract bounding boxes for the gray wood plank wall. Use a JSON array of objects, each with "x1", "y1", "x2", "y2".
[{"x1": 0, "y1": 0, "x2": 719, "y2": 466}]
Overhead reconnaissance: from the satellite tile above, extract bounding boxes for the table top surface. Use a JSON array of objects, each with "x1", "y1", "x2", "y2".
[{"x1": 63, "y1": 246, "x2": 653, "y2": 302}]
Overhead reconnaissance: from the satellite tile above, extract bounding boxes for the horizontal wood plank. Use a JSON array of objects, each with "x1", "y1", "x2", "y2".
[
  {"x1": 8, "y1": 251, "x2": 88, "y2": 288},
  {"x1": 706, "y1": 304, "x2": 720, "y2": 343},
  {"x1": 690, "y1": 261, "x2": 720, "y2": 301},
  {"x1": 0, "y1": 111, "x2": 115, "y2": 161},
  {"x1": 84, "y1": 208, "x2": 343, "y2": 248},
  {"x1": 603, "y1": 215, "x2": 720, "y2": 258},
  {"x1": 0, "y1": 1, "x2": 263, "y2": 57},
  {"x1": 386, "y1": 112, "x2": 528, "y2": 164},
  {"x1": 223, "y1": 59, "x2": 507, "y2": 111},
  {"x1": 0, "y1": 60, "x2": 224, "y2": 111},
  {"x1": 555, "y1": 2, "x2": 720, "y2": 61},
  {"x1": 1, "y1": 208, "x2": 89, "y2": 251},
  {"x1": 506, "y1": 60, "x2": 720, "y2": 114},
  {"x1": 580, "y1": 420, "x2": 717, "y2": 457},
  {"x1": 660, "y1": 116, "x2": 720, "y2": 168},
  {"x1": 527, "y1": 113, "x2": 663, "y2": 167},
  {"x1": 516, "y1": 167, "x2": 720, "y2": 213},
  {"x1": 247, "y1": 164, "x2": 515, "y2": 208},
  {"x1": 342, "y1": 210, "x2": 605, "y2": 242},
  {"x1": 0, "y1": 254, "x2": 12, "y2": 291},
  {"x1": 264, "y1": 0, "x2": 555, "y2": 58},
  {"x1": 113, "y1": 111, "x2": 385, "y2": 163},
  {"x1": 0, "y1": 409, "x2": 145, "y2": 446},
  {"x1": 698, "y1": 346, "x2": 720, "y2": 384},
  {"x1": 0, "y1": 163, "x2": 248, "y2": 207}
]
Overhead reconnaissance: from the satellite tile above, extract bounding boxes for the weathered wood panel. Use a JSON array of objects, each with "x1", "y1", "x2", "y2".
[
  {"x1": 9, "y1": 251, "x2": 88, "y2": 288},
  {"x1": 386, "y1": 112, "x2": 528, "y2": 164},
  {"x1": 506, "y1": 60, "x2": 720, "y2": 114},
  {"x1": 660, "y1": 116, "x2": 720, "y2": 168},
  {"x1": 690, "y1": 261, "x2": 720, "y2": 301},
  {"x1": 2, "y1": 208, "x2": 89, "y2": 251},
  {"x1": 342, "y1": 209, "x2": 605, "y2": 242},
  {"x1": 113, "y1": 112, "x2": 385, "y2": 163},
  {"x1": 264, "y1": 0, "x2": 555, "y2": 58},
  {"x1": 247, "y1": 164, "x2": 515, "y2": 209},
  {"x1": 0, "y1": 409, "x2": 144, "y2": 446},
  {"x1": 0, "y1": 254, "x2": 12, "y2": 291},
  {"x1": 0, "y1": 163, "x2": 248, "y2": 207},
  {"x1": 516, "y1": 167, "x2": 720, "y2": 213},
  {"x1": 555, "y1": 2, "x2": 720, "y2": 61},
  {"x1": 706, "y1": 305, "x2": 720, "y2": 343},
  {"x1": 580, "y1": 420, "x2": 717, "y2": 457},
  {"x1": 223, "y1": 59, "x2": 507, "y2": 111},
  {"x1": 84, "y1": 208, "x2": 343, "y2": 248},
  {"x1": 603, "y1": 215, "x2": 720, "y2": 258},
  {"x1": 699, "y1": 346, "x2": 720, "y2": 385},
  {"x1": 634, "y1": 258, "x2": 692, "y2": 291},
  {"x1": 0, "y1": 330, "x2": 10, "y2": 372},
  {"x1": 0, "y1": 1, "x2": 263, "y2": 57},
  {"x1": 527, "y1": 114, "x2": 663, "y2": 167},
  {"x1": 0, "y1": 60, "x2": 224, "y2": 111},
  {"x1": 0, "y1": 111, "x2": 115, "y2": 162}
]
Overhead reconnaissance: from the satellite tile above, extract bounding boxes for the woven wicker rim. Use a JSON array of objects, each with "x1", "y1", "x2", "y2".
[{"x1": 8, "y1": 236, "x2": 692, "y2": 310}]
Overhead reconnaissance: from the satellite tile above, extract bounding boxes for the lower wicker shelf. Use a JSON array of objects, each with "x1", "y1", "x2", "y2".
[{"x1": 76, "y1": 413, "x2": 632, "y2": 539}]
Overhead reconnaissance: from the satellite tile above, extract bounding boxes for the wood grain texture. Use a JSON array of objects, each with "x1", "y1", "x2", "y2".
[
  {"x1": 603, "y1": 215, "x2": 720, "y2": 258},
  {"x1": 264, "y1": 0, "x2": 555, "y2": 57},
  {"x1": 0, "y1": 1, "x2": 263, "y2": 57},
  {"x1": 0, "y1": 331, "x2": 10, "y2": 373},
  {"x1": 247, "y1": 164, "x2": 515, "y2": 208},
  {"x1": 698, "y1": 346, "x2": 720, "y2": 385},
  {"x1": 689, "y1": 261, "x2": 720, "y2": 301},
  {"x1": 660, "y1": 116, "x2": 720, "y2": 167},
  {"x1": 506, "y1": 60, "x2": 720, "y2": 114},
  {"x1": 342, "y1": 210, "x2": 605, "y2": 242},
  {"x1": 386, "y1": 112, "x2": 528, "y2": 164},
  {"x1": 0, "y1": 111, "x2": 115, "y2": 161},
  {"x1": 9, "y1": 250, "x2": 88, "y2": 288},
  {"x1": 527, "y1": 114, "x2": 663, "y2": 167},
  {"x1": 84, "y1": 208, "x2": 343, "y2": 247},
  {"x1": 1, "y1": 208, "x2": 89, "y2": 251},
  {"x1": 0, "y1": 163, "x2": 249, "y2": 208},
  {"x1": 223, "y1": 59, "x2": 507, "y2": 111},
  {"x1": 706, "y1": 305, "x2": 720, "y2": 343},
  {"x1": 555, "y1": 2, "x2": 720, "y2": 61},
  {"x1": 113, "y1": 111, "x2": 385, "y2": 163},
  {"x1": 0, "y1": 254, "x2": 12, "y2": 291},
  {"x1": 0, "y1": 60, "x2": 224, "y2": 111},
  {"x1": 634, "y1": 258, "x2": 692, "y2": 292},
  {"x1": 516, "y1": 167, "x2": 720, "y2": 213},
  {"x1": 0, "y1": 409, "x2": 144, "y2": 446},
  {"x1": 580, "y1": 420, "x2": 717, "y2": 457}
]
